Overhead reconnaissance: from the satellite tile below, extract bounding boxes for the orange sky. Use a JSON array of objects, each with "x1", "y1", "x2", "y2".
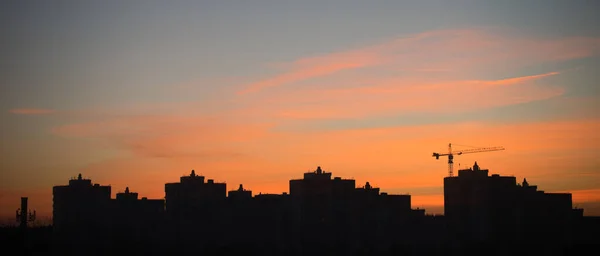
[
  {"x1": 2, "y1": 26, "x2": 600, "y2": 223},
  {"x1": 3, "y1": 115, "x2": 599, "y2": 221}
]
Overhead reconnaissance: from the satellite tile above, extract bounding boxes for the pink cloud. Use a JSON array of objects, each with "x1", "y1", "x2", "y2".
[
  {"x1": 465, "y1": 71, "x2": 560, "y2": 87},
  {"x1": 8, "y1": 108, "x2": 55, "y2": 115},
  {"x1": 237, "y1": 28, "x2": 600, "y2": 94},
  {"x1": 236, "y1": 29, "x2": 463, "y2": 95},
  {"x1": 52, "y1": 114, "x2": 275, "y2": 159},
  {"x1": 239, "y1": 71, "x2": 564, "y2": 120},
  {"x1": 238, "y1": 51, "x2": 382, "y2": 94}
]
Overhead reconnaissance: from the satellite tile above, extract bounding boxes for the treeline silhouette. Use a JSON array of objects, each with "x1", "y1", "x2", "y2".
[{"x1": 3, "y1": 164, "x2": 599, "y2": 255}]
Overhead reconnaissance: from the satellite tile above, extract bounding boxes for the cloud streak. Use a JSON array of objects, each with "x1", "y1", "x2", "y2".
[
  {"x1": 466, "y1": 72, "x2": 560, "y2": 87},
  {"x1": 237, "y1": 29, "x2": 600, "y2": 94},
  {"x1": 8, "y1": 108, "x2": 55, "y2": 115},
  {"x1": 238, "y1": 71, "x2": 564, "y2": 120},
  {"x1": 238, "y1": 51, "x2": 382, "y2": 94},
  {"x1": 52, "y1": 114, "x2": 274, "y2": 159}
]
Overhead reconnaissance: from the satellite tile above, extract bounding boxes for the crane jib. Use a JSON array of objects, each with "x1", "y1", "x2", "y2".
[{"x1": 432, "y1": 144, "x2": 505, "y2": 177}]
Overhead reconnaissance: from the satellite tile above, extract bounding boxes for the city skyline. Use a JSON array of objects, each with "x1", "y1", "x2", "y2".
[
  {"x1": 2, "y1": 1, "x2": 600, "y2": 221},
  {"x1": 2, "y1": 161, "x2": 596, "y2": 226},
  {"x1": 8, "y1": 162, "x2": 594, "y2": 255}
]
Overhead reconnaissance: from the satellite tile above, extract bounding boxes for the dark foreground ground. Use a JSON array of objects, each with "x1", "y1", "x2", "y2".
[{"x1": 2, "y1": 221, "x2": 599, "y2": 256}]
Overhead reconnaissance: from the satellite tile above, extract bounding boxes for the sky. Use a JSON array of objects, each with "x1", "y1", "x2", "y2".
[{"x1": 1, "y1": 0, "x2": 600, "y2": 223}]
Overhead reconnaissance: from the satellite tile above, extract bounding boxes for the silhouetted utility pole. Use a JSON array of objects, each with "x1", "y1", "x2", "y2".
[{"x1": 16, "y1": 197, "x2": 36, "y2": 230}]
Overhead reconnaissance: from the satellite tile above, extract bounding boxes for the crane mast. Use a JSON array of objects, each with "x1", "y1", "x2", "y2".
[{"x1": 432, "y1": 143, "x2": 505, "y2": 177}]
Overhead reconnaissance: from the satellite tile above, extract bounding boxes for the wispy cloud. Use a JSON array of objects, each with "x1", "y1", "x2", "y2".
[
  {"x1": 8, "y1": 108, "x2": 55, "y2": 115},
  {"x1": 237, "y1": 51, "x2": 383, "y2": 94},
  {"x1": 52, "y1": 114, "x2": 274, "y2": 159},
  {"x1": 238, "y1": 71, "x2": 564, "y2": 120},
  {"x1": 237, "y1": 29, "x2": 600, "y2": 94},
  {"x1": 466, "y1": 71, "x2": 560, "y2": 87}
]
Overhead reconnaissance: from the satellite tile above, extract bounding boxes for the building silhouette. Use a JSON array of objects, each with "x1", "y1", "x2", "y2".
[
  {"x1": 52, "y1": 173, "x2": 112, "y2": 251},
  {"x1": 164, "y1": 169, "x2": 228, "y2": 250},
  {"x1": 52, "y1": 174, "x2": 164, "y2": 254},
  {"x1": 44, "y1": 164, "x2": 598, "y2": 255},
  {"x1": 444, "y1": 162, "x2": 577, "y2": 247},
  {"x1": 112, "y1": 187, "x2": 164, "y2": 247}
]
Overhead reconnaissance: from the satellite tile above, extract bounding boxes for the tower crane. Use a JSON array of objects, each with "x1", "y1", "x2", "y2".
[{"x1": 432, "y1": 143, "x2": 505, "y2": 177}]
